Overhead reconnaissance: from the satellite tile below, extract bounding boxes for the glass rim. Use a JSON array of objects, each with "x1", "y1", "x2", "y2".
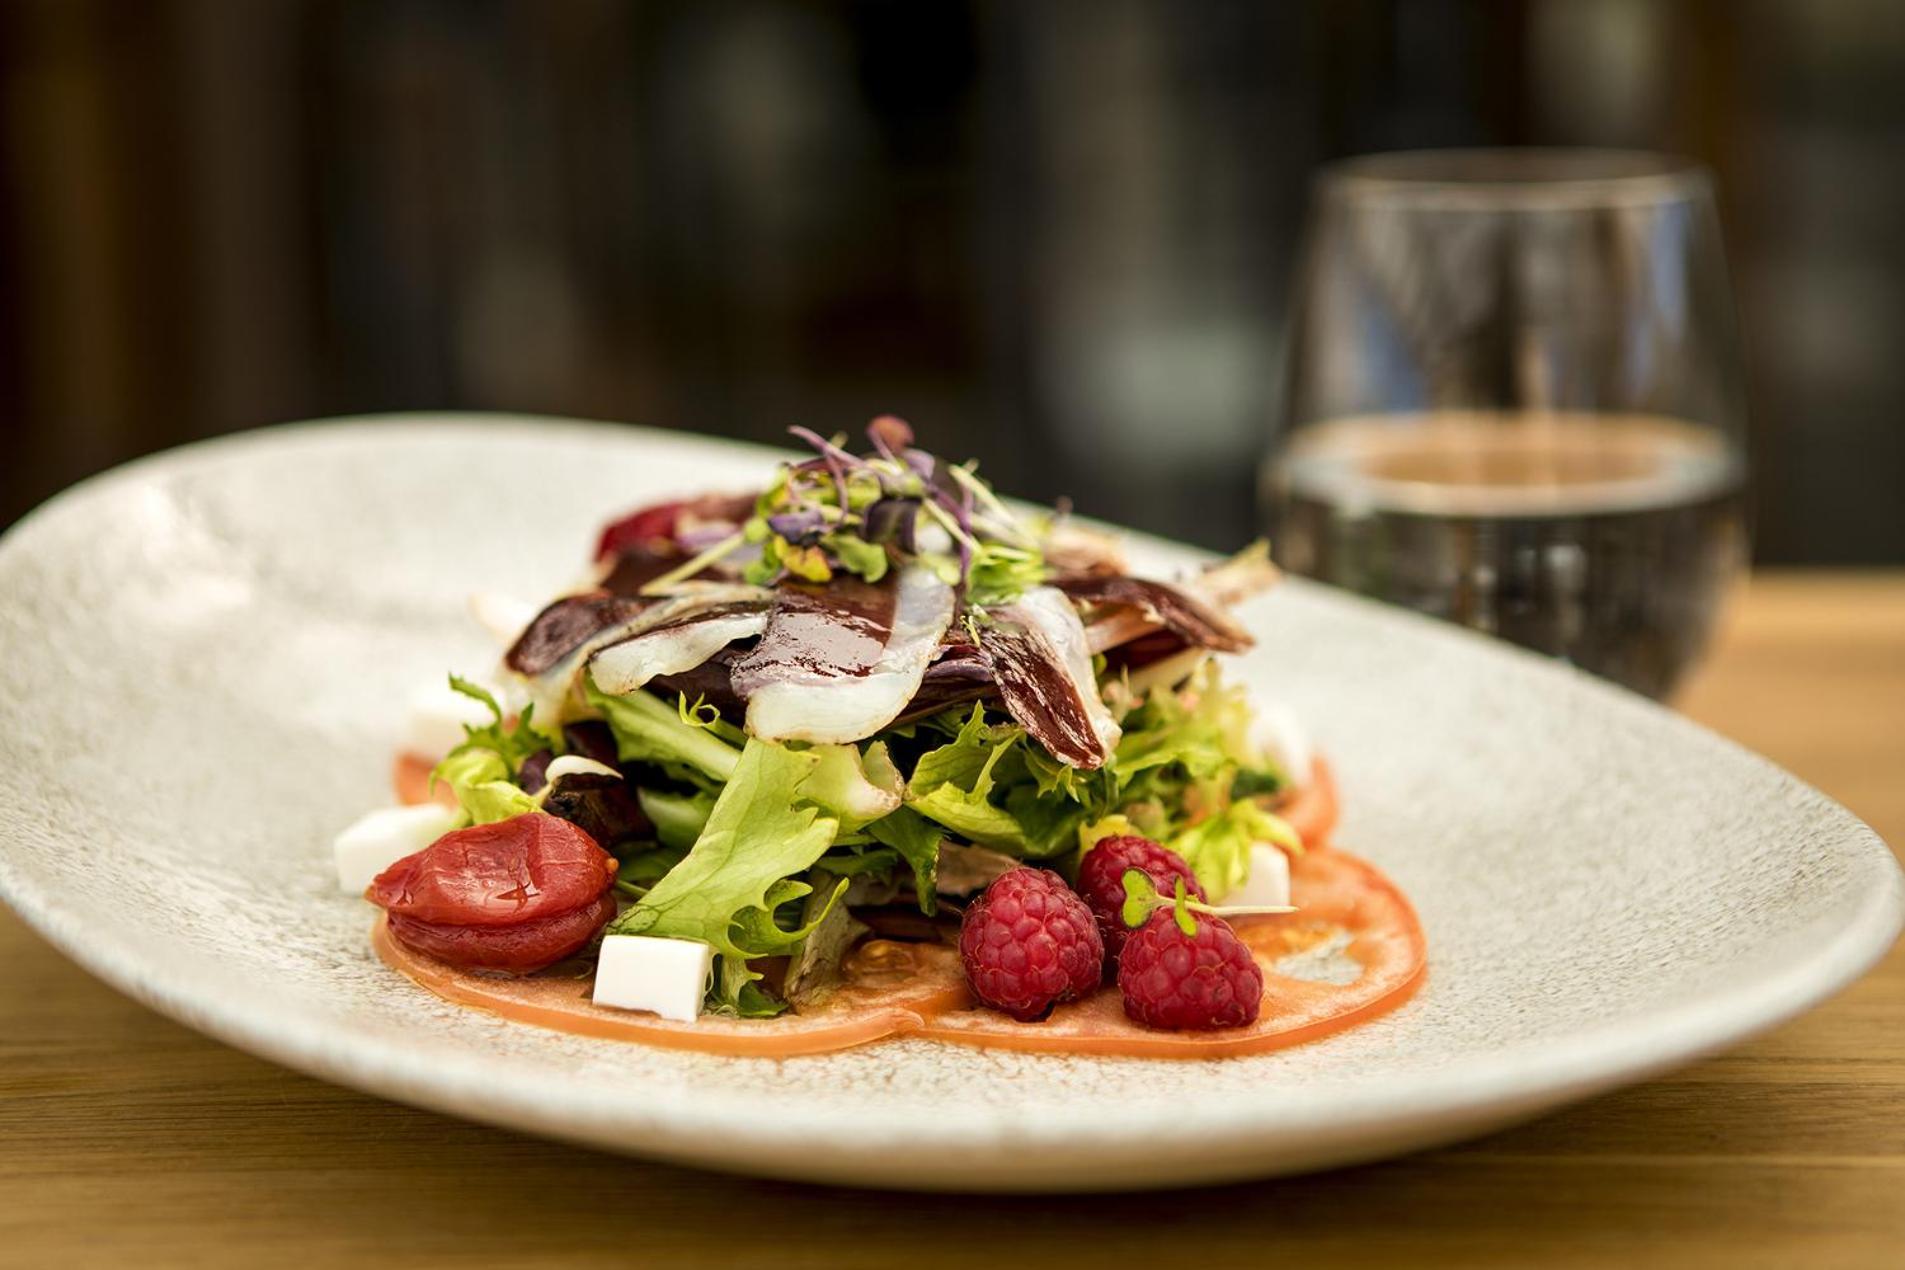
[{"x1": 1317, "y1": 148, "x2": 1712, "y2": 209}]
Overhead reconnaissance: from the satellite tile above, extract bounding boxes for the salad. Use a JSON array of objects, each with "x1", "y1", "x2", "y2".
[{"x1": 336, "y1": 420, "x2": 1424, "y2": 1056}]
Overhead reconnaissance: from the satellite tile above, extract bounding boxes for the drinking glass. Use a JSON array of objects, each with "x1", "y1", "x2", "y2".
[{"x1": 1266, "y1": 149, "x2": 1749, "y2": 699}]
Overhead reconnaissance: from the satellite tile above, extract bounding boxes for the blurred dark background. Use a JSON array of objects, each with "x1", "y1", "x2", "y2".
[{"x1": 2, "y1": 0, "x2": 1900, "y2": 560}]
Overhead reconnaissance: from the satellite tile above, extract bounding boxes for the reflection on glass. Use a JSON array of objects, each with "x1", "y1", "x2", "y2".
[{"x1": 1268, "y1": 150, "x2": 1749, "y2": 699}]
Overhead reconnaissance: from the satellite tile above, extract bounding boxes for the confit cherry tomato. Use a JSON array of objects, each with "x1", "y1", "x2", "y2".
[
  {"x1": 386, "y1": 893, "x2": 618, "y2": 973},
  {"x1": 593, "y1": 491, "x2": 757, "y2": 561},
  {"x1": 594, "y1": 499, "x2": 688, "y2": 561},
  {"x1": 367, "y1": 813, "x2": 616, "y2": 928}
]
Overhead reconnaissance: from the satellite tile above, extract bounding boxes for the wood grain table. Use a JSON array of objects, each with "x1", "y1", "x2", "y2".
[{"x1": 3, "y1": 572, "x2": 1900, "y2": 1269}]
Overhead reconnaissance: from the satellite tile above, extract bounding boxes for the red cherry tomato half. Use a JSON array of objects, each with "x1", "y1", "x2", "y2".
[
  {"x1": 386, "y1": 893, "x2": 618, "y2": 973},
  {"x1": 594, "y1": 500, "x2": 686, "y2": 561},
  {"x1": 594, "y1": 491, "x2": 758, "y2": 562},
  {"x1": 367, "y1": 813, "x2": 616, "y2": 928}
]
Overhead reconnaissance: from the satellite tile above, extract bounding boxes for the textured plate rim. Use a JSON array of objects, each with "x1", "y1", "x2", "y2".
[{"x1": 1, "y1": 414, "x2": 1900, "y2": 1190}]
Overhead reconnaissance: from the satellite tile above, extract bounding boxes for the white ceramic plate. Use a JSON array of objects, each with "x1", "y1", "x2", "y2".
[{"x1": 1, "y1": 416, "x2": 1898, "y2": 1192}]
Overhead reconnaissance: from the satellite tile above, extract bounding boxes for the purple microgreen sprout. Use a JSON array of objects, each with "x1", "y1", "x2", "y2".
[
  {"x1": 788, "y1": 426, "x2": 860, "y2": 509},
  {"x1": 948, "y1": 462, "x2": 1035, "y2": 549},
  {"x1": 863, "y1": 497, "x2": 919, "y2": 551},
  {"x1": 766, "y1": 508, "x2": 827, "y2": 545},
  {"x1": 866, "y1": 414, "x2": 915, "y2": 460}
]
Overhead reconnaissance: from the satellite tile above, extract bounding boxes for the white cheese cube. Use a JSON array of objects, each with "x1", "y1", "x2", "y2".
[
  {"x1": 592, "y1": 935, "x2": 714, "y2": 1022},
  {"x1": 402, "y1": 677, "x2": 500, "y2": 757},
  {"x1": 1251, "y1": 702, "x2": 1314, "y2": 786},
  {"x1": 1226, "y1": 842, "x2": 1292, "y2": 909},
  {"x1": 468, "y1": 591, "x2": 538, "y2": 645},
  {"x1": 333, "y1": 803, "x2": 460, "y2": 893}
]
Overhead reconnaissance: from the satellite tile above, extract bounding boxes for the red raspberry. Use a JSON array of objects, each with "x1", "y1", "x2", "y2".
[
  {"x1": 1117, "y1": 910, "x2": 1264, "y2": 1030},
  {"x1": 958, "y1": 867, "x2": 1104, "y2": 1021},
  {"x1": 1075, "y1": 835, "x2": 1206, "y2": 960}
]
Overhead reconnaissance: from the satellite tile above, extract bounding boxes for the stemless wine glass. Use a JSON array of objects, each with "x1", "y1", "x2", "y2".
[{"x1": 1266, "y1": 149, "x2": 1749, "y2": 699}]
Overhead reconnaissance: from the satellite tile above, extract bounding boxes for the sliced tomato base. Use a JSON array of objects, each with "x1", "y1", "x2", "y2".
[
  {"x1": 916, "y1": 847, "x2": 1424, "y2": 1057},
  {"x1": 370, "y1": 832, "x2": 1425, "y2": 1061}
]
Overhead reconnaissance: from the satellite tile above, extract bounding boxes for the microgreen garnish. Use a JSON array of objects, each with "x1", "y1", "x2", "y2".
[
  {"x1": 1120, "y1": 868, "x2": 1296, "y2": 934},
  {"x1": 637, "y1": 529, "x2": 749, "y2": 595},
  {"x1": 730, "y1": 419, "x2": 1053, "y2": 603}
]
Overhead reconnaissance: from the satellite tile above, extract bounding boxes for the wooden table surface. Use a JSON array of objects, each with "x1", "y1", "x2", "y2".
[{"x1": 3, "y1": 572, "x2": 1900, "y2": 1269}]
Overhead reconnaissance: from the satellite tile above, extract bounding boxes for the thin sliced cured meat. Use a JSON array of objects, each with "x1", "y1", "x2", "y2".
[
  {"x1": 734, "y1": 563, "x2": 955, "y2": 744},
  {"x1": 1079, "y1": 550, "x2": 1280, "y2": 656},
  {"x1": 648, "y1": 649, "x2": 747, "y2": 722},
  {"x1": 505, "y1": 593, "x2": 648, "y2": 676},
  {"x1": 983, "y1": 586, "x2": 1121, "y2": 769},
  {"x1": 370, "y1": 843, "x2": 1422, "y2": 1059},
  {"x1": 587, "y1": 602, "x2": 771, "y2": 695},
  {"x1": 513, "y1": 584, "x2": 769, "y2": 724},
  {"x1": 1065, "y1": 575, "x2": 1253, "y2": 655}
]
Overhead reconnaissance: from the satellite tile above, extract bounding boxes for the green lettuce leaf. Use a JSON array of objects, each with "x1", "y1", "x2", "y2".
[
  {"x1": 1167, "y1": 799, "x2": 1299, "y2": 897},
  {"x1": 616, "y1": 843, "x2": 689, "y2": 891},
  {"x1": 636, "y1": 787, "x2": 716, "y2": 851},
  {"x1": 443, "y1": 674, "x2": 555, "y2": 775},
  {"x1": 429, "y1": 748, "x2": 538, "y2": 826},
  {"x1": 864, "y1": 806, "x2": 943, "y2": 913},
  {"x1": 586, "y1": 682, "x2": 741, "y2": 784},
  {"x1": 802, "y1": 742, "x2": 903, "y2": 831},
  {"x1": 609, "y1": 739, "x2": 844, "y2": 1013},
  {"x1": 1111, "y1": 660, "x2": 1266, "y2": 788},
  {"x1": 822, "y1": 532, "x2": 891, "y2": 583},
  {"x1": 784, "y1": 873, "x2": 871, "y2": 1009}
]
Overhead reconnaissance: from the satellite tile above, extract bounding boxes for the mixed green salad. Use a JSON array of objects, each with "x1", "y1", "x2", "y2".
[{"x1": 379, "y1": 421, "x2": 1297, "y2": 1018}]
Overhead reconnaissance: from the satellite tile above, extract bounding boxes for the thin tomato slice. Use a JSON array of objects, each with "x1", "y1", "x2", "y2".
[
  {"x1": 394, "y1": 751, "x2": 459, "y2": 810},
  {"x1": 1278, "y1": 756, "x2": 1339, "y2": 847},
  {"x1": 915, "y1": 847, "x2": 1423, "y2": 1058},
  {"x1": 372, "y1": 926, "x2": 972, "y2": 1058},
  {"x1": 372, "y1": 845, "x2": 1422, "y2": 1060}
]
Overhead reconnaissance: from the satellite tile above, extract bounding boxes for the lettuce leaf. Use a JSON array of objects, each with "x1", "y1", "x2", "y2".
[
  {"x1": 1111, "y1": 660, "x2": 1265, "y2": 787},
  {"x1": 586, "y1": 682, "x2": 741, "y2": 784},
  {"x1": 903, "y1": 703, "x2": 1031, "y2": 846},
  {"x1": 609, "y1": 739, "x2": 845, "y2": 1013},
  {"x1": 802, "y1": 742, "x2": 903, "y2": 831},
  {"x1": 616, "y1": 843, "x2": 689, "y2": 891},
  {"x1": 894, "y1": 662, "x2": 1294, "y2": 886},
  {"x1": 429, "y1": 748, "x2": 539, "y2": 826},
  {"x1": 443, "y1": 674, "x2": 556, "y2": 774},
  {"x1": 864, "y1": 806, "x2": 943, "y2": 913},
  {"x1": 637, "y1": 787, "x2": 716, "y2": 851}
]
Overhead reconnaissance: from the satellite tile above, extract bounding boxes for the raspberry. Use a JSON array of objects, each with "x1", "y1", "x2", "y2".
[
  {"x1": 958, "y1": 867, "x2": 1104, "y2": 1021},
  {"x1": 1117, "y1": 909, "x2": 1264, "y2": 1030},
  {"x1": 1075, "y1": 835, "x2": 1205, "y2": 960}
]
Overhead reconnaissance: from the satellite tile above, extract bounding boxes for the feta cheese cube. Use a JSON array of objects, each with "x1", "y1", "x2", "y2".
[
  {"x1": 1251, "y1": 702, "x2": 1314, "y2": 786},
  {"x1": 402, "y1": 677, "x2": 501, "y2": 757},
  {"x1": 468, "y1": 591, "x2": 538, "y2": 645},
  {"x1": 333, "y1": 803, "x2": 460, "y2": 893},
  {"x1": 592, "y1": 935, "x2": 714, "y2": 1022},
  {"x1": 1226, "y1": 842, "x2": 1292, "y2": 909}
]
